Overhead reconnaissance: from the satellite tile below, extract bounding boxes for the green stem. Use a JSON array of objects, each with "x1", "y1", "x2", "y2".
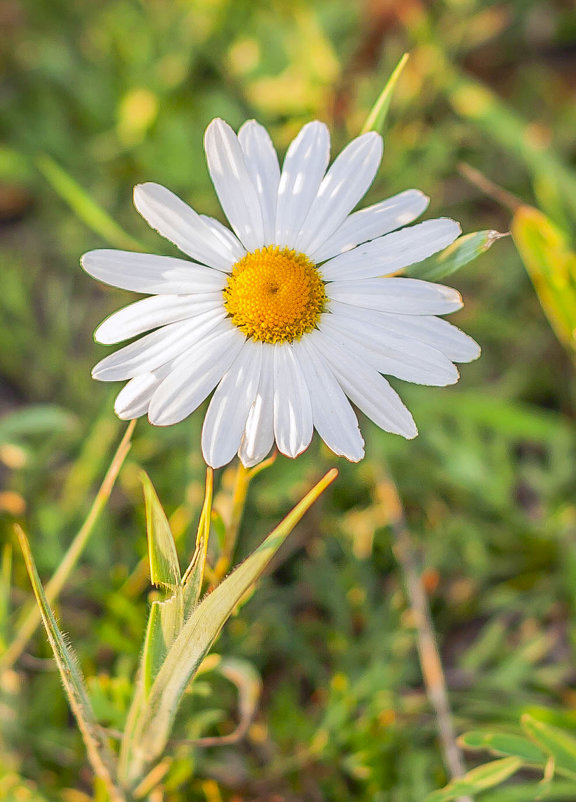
[{"x1": 0, "y1": 420, "x2": 136, "y2": 673}]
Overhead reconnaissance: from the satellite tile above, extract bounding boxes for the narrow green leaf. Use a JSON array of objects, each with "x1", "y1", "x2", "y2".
[
  {"x1": 404, "y1": 230, "x2": 506, "y2": 281},
  {"x1": 459, "y1": 729, "x2": 546, "y2": 763},
  {"x1": 425, "y1": 757, "x2": 522, "y2": 801},
  {"x1": 141, "y1": 597, "x2": 185, "y2": 695},
  {"x1": 522, "y1": 714, "x2": 576, "y2": 776},
  {"x1": 182, "y1": 467, "x2": 214, "y2": 616},
  {"x1": 36, "y1": 154, "x2": 142, "y2": 251},
  {"x1": 361, "y1": 53, "x2": 409, "y2": 135},
  {"x1": 119, "y1": 468, "x2": 338, "y2": 790},
  {"x1": 512, "y1": 205, "x2": 576, "y2": 354},
  {"x1": 15, "y1": 526, "x2": 122, "y2": 799},
  {"x1": 0, "y1": 543, "x2": 13, "y2": 649},
  {"x1": 141, "y1": 472, "x2": 181, "y2": 593}
]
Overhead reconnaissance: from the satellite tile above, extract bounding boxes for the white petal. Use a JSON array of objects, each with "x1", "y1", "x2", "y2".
[
  {"x1": 319, "y1": 313, "x2": 459, "y2": 386},
  {"x1": 113, "y1": 361, "x2": 174, "y2": 419},
  {"x1": 149, "y1": 323, "x2": 245, "y2": 426},
  {"x1": 201, "y1": 341, "x2": 263, "y2": 468},
  {"x1": 95, "y1": 293, "x2": 222, "y2": 344},
  {"x1": 329, "y1": 300, "x2": 480, "y2": 363},
  {"x1": 274, "y1": 121, "x2": 330, "y2": 249},
  {"x1": 81, "y1": 250, "x2": 228, "y2": 295},
  {"x1": 293, "y1": 338, "x2": 364, "y2": 461},
  {"x1": 312, "y1": 189, "x2": 430, "y2": 262},
  {"x1": 238, "y1": 344, "x2": 275, "y2": 468},
  {"x1": 273, "y1": 344, "x2": 313, "y2": 458},
  {"x1": 133, "y1": 183, "x2": 240, "y2": 270},
  {"x1": 204, "y1": 118, "x2": 264, "y2": 251},
  {"x1": 199, "y1": 215, "x2": 246, "y2": 267},
  {"x1": 326, "y1": 277, "x2": 463, "y2": 315},
  {"x1": 309, "y1": 330, "x2": 417, "y2": 438},
  {"x1": 321, "y1": 218, "x2": 461, "y2": 280},
  {"x1": 298, "y1": 132, "x2": 383, "y2": 255},
  {"x1": 92, "y1": 309, "x2": 227, "y2": 381},
  {"x1": 238, "y1": 120, "x2": 280, "y2": 244}
]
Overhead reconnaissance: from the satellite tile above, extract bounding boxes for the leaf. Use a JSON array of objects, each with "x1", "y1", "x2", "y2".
[
  {"x1": 182, "y1": 467, "x2": 214, "y2": 616},
  {"x1": 118, "y1": 468, "x2": 338, "y2": 790},
  {"x1": 140, "y1": 475, "x2": 184, "y2": 692},
  {"x1": 511, "y1": 205, "x2": 576, "y2": 354},
  {"x1": 15, "y1": 526, "x2": 121, "y2": 798},
  {"x1": 404, "y1": 230, "x2": 506, "y2": 281},
  {"x1": 459, "y1": 729, "x2": 546, "y2": 763},
  {"x1": 141, "y1": 472, "x2": 181, "y2": 593},
  {"x1": 36, "y1": 154, "x2": 142, "y2": 251},
  {"x1": 522, "y1": 714, "x2": 576, "y2": 777},
  {"x1": 425, "y1": 757, "x2": 522, "y2": 801},
  {"x1": 361, "y1": 53, "x2": 409, "y2": 135}
]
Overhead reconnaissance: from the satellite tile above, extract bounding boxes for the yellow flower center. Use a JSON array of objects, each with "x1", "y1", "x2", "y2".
[{"x1": 223, "y1": 246, "x2": 326, "y2": 344}]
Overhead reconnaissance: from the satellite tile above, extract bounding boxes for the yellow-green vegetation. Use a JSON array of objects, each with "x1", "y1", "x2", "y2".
[{"x1": 1, "y1": 0, "x2": 576, "y2": 799}]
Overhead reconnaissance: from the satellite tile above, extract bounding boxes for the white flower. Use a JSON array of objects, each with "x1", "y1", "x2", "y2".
[{"x1": 82, "y1": 118, "x2": 480, "y2": 469}]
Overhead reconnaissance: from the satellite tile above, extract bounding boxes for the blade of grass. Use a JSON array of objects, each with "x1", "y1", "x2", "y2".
[
  {"x1": 37, "y1": 154, "x2": 143, "y2": 251},
  {"x1": 15, "y1": 525, "x2": 125, "y2": 802},
  {"x1": 0, "y1": 420, "x2": 136, "y2": 673},
  {"x1": 361, "y1": 53, "x2": 410, "y2": 135}
]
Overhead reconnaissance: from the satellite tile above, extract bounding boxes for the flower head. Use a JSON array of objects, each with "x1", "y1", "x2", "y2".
[{"x1": 82, "y1": 118, "x2": 480, "y2": 468}]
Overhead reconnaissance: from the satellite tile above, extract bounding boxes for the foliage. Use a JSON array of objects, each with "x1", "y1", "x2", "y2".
[{"x1": 1, "y1": 0, "x2": 576, "y2": 799}]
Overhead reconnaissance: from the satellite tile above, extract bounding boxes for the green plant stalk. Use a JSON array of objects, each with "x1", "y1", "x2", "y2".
[
  {"x1": 0, "y1": 420, "x2": 136, "y2": 673},
  {"x1": 37, "y1": 154, "x2": 144, "y2": 251},
  {"x1": 213, "y1": 462, "x2": 251, "y2": 581},
  {"x1": 119, "y1": 468, "x2": 338, "y2": 791}
]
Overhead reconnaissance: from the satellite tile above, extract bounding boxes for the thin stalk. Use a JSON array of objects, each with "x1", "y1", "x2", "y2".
[
  {"x1": 213, "y1": 462, "x2": 251, "y2": 581},
  {"x1": 376, "y1": 468, "x2": 472, "y2": 802},
  {"x1": 1, "y1": 420, "x2": 136, "y2": 672}
]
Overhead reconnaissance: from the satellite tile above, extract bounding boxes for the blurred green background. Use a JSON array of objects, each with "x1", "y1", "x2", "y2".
[{"x1": 1, "y1": 0, "x2": 576, "y2": 799}]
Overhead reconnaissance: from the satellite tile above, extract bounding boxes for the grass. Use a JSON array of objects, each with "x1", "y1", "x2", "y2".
[{"x1": 1, "y1": 0, "x2": 576, "y2": 799}]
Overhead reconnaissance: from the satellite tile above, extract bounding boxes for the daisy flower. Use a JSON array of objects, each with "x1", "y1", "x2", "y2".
[{"x1": 81, "y1": 118, "x2": 480, "y2": 469}]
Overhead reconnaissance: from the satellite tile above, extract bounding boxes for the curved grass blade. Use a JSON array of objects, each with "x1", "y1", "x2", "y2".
[
  {"x1": 15, "y1": 526, "x2": 125, "y2": 802},
  {"x1": 459, "y1": 730, "x2": 546, "y2": 764},
  {"x1": 425, "y1": 757, "x2": 522, "y2": 802},
  {"x1": 522, "y1": 715, "x2": 576, "y2": 778},
  {"x1": 37, "y1": 154, "x2": 143, "y2": 251}
]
